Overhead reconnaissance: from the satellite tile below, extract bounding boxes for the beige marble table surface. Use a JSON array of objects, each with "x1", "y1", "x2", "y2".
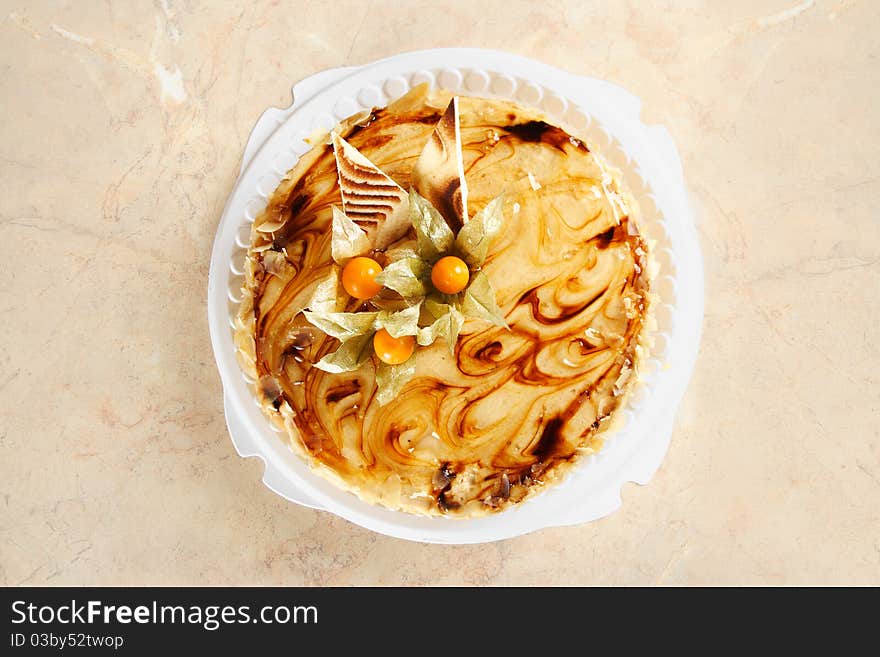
[{"x1": 1, "y1": 0, "x2": 878, "y2": 586}]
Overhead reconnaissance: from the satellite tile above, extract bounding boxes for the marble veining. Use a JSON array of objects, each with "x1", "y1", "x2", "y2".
[{"x1": 0, "y1": 0, "x2": 878, "y2": 585}]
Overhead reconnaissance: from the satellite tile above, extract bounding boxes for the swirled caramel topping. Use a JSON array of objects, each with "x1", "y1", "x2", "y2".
[{"x1": 237, "y1": 87, "x2": 652, "y2": 516}]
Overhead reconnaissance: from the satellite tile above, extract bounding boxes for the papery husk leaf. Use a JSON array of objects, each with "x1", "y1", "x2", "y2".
[
  {"x1": 331, "y1": 206, "x2": 371, "y2": 264},
  {"x1": 306, "y1": 268, "x2": 343, "y2": 314},
  {"x1": 374, "y1": 255, "x2": 430, "y2": 298},
  {"x1": 454, "y1": 195, "x2": 504, "y2": 268},
  {"x1": 417, "y1": 301, "x2": 464, "y2": 353},
  {"x1": 459, "y1": 271, "x2": 507, "y2": 328},
  {"x1": 313, "y1": 333, "x2": 375, "y2": 374},
  {"x1": 303, "y1": 310, "x2": 378, "y2": 341},
  {"x1": 409, "y1": 189, "x2": 454, "y2": 260},
  {"x1": 369, "y1": 294, "x2": 411, "y2": 313},
  {"x1": 377, "y1": 303, "x2": 422, "y2": 338},
  {"x1": 375, "y1": 356, "x2": 417, "y2": 406}
]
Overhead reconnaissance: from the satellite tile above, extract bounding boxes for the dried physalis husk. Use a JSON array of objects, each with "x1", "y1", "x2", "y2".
[
  {"x1": 412, "y1": 97, "x2": 469, "y2": 232},
  {"x1": 332, "y1": 133, "x2": 408, "y2": 250}
]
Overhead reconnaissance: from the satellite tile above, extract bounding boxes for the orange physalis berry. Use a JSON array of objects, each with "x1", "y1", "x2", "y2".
[
  {"x1": 341, "y1": 256, "x2": 383, "y2": 299},
  {"x1": 373, "y1": 328, "x2": 415, "y2": 365},
  {"x1": 430, "y1": 255, "x2": 470, "y2": 294}
]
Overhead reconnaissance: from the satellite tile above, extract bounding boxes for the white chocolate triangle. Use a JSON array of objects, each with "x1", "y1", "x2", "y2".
[
  {"x1": 332, "y1": 132, "x2": 409, "y2": 250},
  {"x1": 412, "y1": 97, "x2": 469, "y2": 232}
]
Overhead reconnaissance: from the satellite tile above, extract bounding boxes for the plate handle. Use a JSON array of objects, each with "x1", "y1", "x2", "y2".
[
  {"x1": 240, "y1": 66, "x2": 357, "y2": 175},
  {"x1": 223, "y1": 392, "x2": 325, "y2": 510}
]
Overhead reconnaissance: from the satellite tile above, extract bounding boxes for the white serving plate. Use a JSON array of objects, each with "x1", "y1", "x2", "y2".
[{"x1": 208, "y1": 48, "x2": 703, "y2": 544}]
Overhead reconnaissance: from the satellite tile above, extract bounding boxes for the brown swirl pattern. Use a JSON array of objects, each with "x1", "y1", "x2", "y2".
[{"x1": 236, "y1": 87, "x2": 651, "y2": 516}]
